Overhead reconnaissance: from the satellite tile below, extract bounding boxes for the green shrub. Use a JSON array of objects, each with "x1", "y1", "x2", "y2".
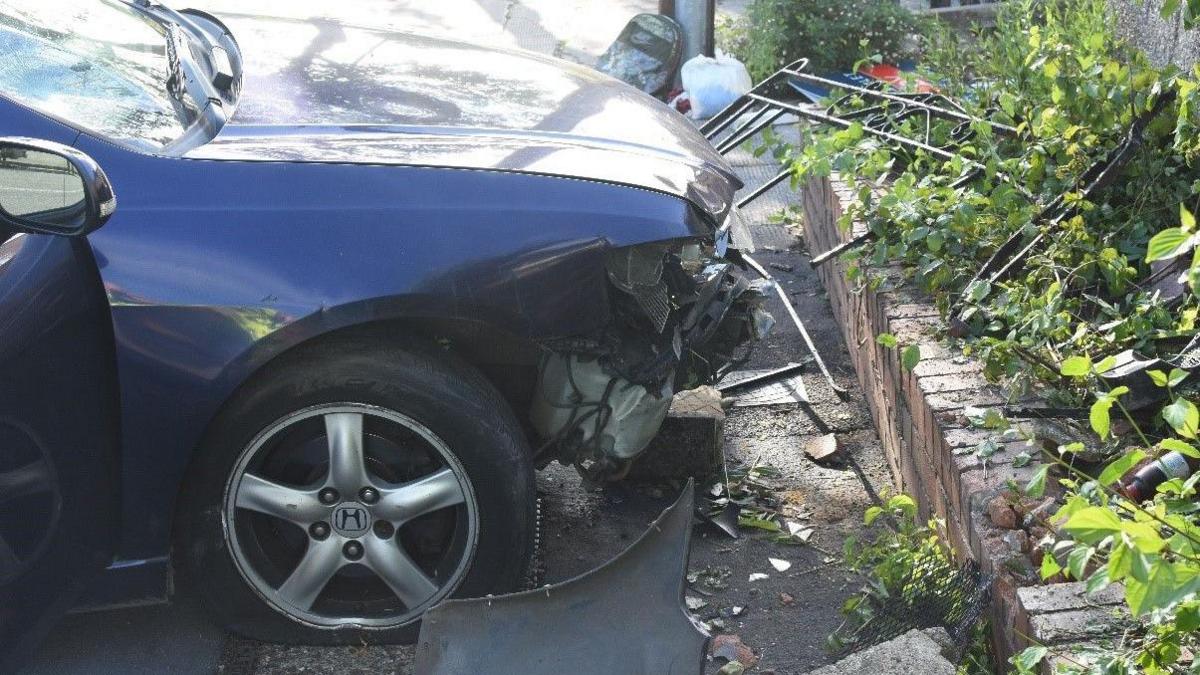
[{"x1": 721, "y1": 0, "x2": 930, "y2": 82}]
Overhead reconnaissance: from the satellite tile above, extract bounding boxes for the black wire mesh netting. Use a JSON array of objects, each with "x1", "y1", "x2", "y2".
[{"x1": 834, "y1": 556, "x2": 993, "y2": 660}]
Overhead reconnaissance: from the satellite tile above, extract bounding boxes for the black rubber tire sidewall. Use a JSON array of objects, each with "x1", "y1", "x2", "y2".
[{"x1": 173, "y1": 337, "x2": 535, "y2": 645}]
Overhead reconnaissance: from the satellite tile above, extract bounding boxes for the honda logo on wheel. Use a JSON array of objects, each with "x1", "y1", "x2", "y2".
[{"x1": 332, "y1": 503, "x2": 370, "y2": 536}]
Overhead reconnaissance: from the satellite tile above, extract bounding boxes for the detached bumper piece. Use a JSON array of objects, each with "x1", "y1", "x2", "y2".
[
  {"x1": 532, "y1": 243, "x2": 772, "y2": 482},
  {"x1": 415, "y1": 481, "x2": 707, "y2": 675}
]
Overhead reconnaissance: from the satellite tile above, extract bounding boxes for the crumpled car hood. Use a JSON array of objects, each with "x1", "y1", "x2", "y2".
[{"x1": 187, "y1": 15, "x2": 742, "y2": 221}]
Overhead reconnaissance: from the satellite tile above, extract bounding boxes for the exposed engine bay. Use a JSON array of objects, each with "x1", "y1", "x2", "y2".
[{"x1": 532, "y1": 218, "x2": 774, "y2": 482}]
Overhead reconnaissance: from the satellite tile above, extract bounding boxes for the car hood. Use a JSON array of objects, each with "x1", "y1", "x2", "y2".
[{"x1": 186, "y1": 15, "x2": 741, "y2": 222}]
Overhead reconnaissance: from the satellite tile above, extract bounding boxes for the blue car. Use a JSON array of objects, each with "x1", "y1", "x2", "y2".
[{"x1": 0, "y1": 0, "x2": 768, "y2": 662}]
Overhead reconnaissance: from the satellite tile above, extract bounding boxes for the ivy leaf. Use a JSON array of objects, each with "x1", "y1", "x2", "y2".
[
  {"x1": 1145, "y1": 227, "x2": 1194, "y2": 262},
  {"x1": 901, "y1": 345, "x2": 921, "y2": 371},
  {"x1": 1025, "y1": 464, "x2": 1050, "y2": 498},
  {"x1": 1162, "y1": 398, "x2": 1200, "y2": 438},
  {"x1": 1099, "y1": 449, "x2": 1147, "y2": 486},
  {"x1": 876, "y1": 332, "x2": 898, "y2": 349},
  {"x1": 1060, "y1": 355, "x2": 1092, "y2": 377},
  {"x1": 1161, "y1": 438, "x2": 1200, "y2": 458}
]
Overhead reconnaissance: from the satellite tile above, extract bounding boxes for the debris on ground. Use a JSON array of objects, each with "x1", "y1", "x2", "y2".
[
  {"x1": 768, "y1": 557, "x2": 792, "y2": 572},
  {"x1": 804, "y1": 433, "x2": 841, "y2": 462},
  {"x1": 710, "y1": 634, "x2": 758, "y2": 668}
]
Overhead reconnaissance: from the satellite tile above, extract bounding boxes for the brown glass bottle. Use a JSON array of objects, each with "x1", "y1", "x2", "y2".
[{"x1": 1120, "y1": 451, "x2": 1200, "y2": 501}]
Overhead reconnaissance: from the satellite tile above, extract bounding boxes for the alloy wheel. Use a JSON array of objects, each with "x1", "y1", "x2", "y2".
[
  {"x1": 222, "y1": 403, "x2": 478, "y2": 629},
  {"x1": 0, "y1": 421, "x2": 60, "y2": 584}
]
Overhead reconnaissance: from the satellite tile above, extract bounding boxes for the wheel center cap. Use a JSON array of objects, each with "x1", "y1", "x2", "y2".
[{"x1": 331, "y1": 502, "x2": 371, "y2": 537}]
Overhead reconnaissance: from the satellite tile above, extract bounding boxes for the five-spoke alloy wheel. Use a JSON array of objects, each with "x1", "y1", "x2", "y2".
[
  {"x1": 224, "y1": 404, "x2": 478, "y2": 628},
  {"x1": 174, "y1": 338, "x2": 535, "y2": 644}
]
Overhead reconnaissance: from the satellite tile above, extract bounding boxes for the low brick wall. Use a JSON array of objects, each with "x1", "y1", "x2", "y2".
[{"x1": 800, "y1": 175, "x2": 1127, "y2": 666}]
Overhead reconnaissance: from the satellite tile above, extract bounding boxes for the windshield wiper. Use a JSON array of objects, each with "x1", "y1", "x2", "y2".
[{"x1": 163, "y1": 23, "x2": 185, "y2": 102}]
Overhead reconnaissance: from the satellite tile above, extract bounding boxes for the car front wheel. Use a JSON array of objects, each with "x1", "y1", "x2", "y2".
[{"x1": 174, "y1": 336, "x2": 535, "y2": 644}]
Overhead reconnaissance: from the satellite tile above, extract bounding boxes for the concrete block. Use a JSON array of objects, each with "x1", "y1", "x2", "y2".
[{"x1": 802, "y1": 629, "x2": 955, "y2": 675}]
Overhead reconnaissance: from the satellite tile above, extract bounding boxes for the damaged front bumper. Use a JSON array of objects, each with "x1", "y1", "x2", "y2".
[{"x1": 531, "y1": 217, "x2": 773, "y2": 481}]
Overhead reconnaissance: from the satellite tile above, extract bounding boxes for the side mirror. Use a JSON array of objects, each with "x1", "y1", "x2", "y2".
[{"x1": 0, "y1": 138, "x2": 116, "y2": 237}]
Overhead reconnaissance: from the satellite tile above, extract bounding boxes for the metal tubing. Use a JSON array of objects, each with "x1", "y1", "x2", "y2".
[
  {"x1": 717, "y1": 109, "x2": 786, "y2": 154},
  {"x1": 736, "y1": 169, "x2": 791, "y2": 209},
  {"x1": 719, "y1": 361, "x2": 807, "y2": 392},
  {"x1": 810, "y1": 231, "x2": 877, "y2": 267},
  {"x1": 740, "y1": 253, "x2": 849, "y2": 399}
]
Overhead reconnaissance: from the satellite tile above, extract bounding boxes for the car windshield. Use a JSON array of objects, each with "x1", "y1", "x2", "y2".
[{"x1": 0, "y1": 0, "x2": 195, "y2": 151}]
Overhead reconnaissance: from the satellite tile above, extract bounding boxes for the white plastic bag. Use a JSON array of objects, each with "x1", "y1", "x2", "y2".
[{"x1": 680, "y1": 50, "x2": 752, "y2": 120}]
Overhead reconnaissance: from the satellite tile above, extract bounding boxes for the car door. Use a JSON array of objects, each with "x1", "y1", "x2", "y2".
[{"x1": 0, "y1": 140, "x2": 121, "y2": 672}]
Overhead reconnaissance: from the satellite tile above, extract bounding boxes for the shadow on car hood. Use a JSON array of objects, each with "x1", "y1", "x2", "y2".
[{"x1": 188, "y1": 14, "x2": 742, "y2": 220}]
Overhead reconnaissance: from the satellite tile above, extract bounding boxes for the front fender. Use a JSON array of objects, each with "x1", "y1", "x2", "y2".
[{"x1": 76, "y1": 135, "x2": 709, "y2": 562}]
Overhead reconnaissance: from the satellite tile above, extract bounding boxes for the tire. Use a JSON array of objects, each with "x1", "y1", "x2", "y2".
[{"x1": 173, "y1": 335, "x2": 536, "y2": 644}]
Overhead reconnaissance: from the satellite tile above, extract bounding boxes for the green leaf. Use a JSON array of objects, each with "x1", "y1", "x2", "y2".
[
  {"x1": 965, "y1": 279, "x2": 991, "y2": 303},
  {"x1": 1067, "y1": 545, "x2": 1094, "y2": 580},
  {"x1": 1169, "y1": 368, "x2": 1190, "y2": 388},
  {"x1": 1149, "y1": 369, "x2": 1170, "y2": 387},
  {"x1": 1060, "y1": 355, "x2": 1092, "y2": 377},
  {"x1": 901, "y1": 345, "x2": 921, "y2": 371},
  {"x1": 1183, "y1": 203, "x2": 1197, "y2": 231},
  {"x1": 737, "y1": 516, "x2": 781, "y2": 532},
  {"x1": 1012, "y1": 645, "x2": 1048, "y2": 673},
  {"x1": 1099, "y1": 449, "x2": 1146, "y2": 486},
  {"x1": 1013, "y1": 451, "x2": 1033, "y2": 468},
  {"x1": 887, "y1": 494, "x2": 916, "y2": 514},
  {"x1": 864, "y1": 506, "x2": 883, "y2": 525},
  {"x1": 1041, "y1": 551, "x2": 1062, "y2": 580},
  {"x1": 926, "y1": 230, "x2": 945, "y2": 253},
  {"x1": 1161, "y1": 438, "x2": 1200, "y2": 458},
  {"x1": 1063, "y1": 506, "x2": 1124, "y2": 544},
  {"x1": 876, "y1": 333, "x2": 898, "y2": 349},
  {"x1": 1084, "y1": 565, "x2": 1111, "y2": 594},
  {"x1": 1163, "y1": 398, "x2": 1200, "y2": 438},
  {"x1": 1025, "y1": 464, "x2": 1050, "y2": 498},
  {"x1": 1146, "y1": 227, "x2": 1193, "y2": 262},
  {"x1": 1124, "y1": 560, "x2": 1197, "y2": 616},
  {"x1": 1090, "y1": 399, "x2": 1112, "y2": 440}
]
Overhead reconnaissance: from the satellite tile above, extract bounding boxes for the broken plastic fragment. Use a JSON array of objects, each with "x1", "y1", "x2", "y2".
[{"x1": 768, "y1": 558, "x2": 791, "y2": 572}]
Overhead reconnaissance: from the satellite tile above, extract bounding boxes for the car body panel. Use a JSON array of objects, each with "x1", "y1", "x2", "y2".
[
  {"x1": 72, "y1": 119, "x2": 716, "y2": 564},
  {"x1": 0, "y1": 231, "x2": 120, "y2": 670},
  {"x1": 185, "y1": 14, "x2": 741, "y2": 219}
]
